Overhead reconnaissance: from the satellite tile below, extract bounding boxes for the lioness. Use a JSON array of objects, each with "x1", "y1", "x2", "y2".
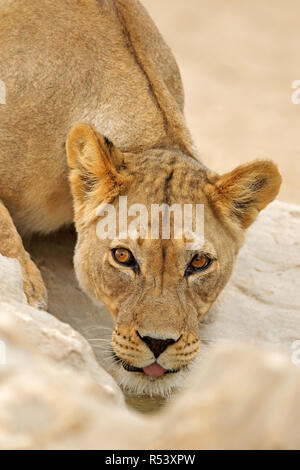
[{"x1": 0, "y1": 0, "x2": 281, "y2": 395}]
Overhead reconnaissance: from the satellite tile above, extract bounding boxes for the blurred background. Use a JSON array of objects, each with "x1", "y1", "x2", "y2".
[{"x1": 142, "y1": 0, "x2": 300, "y2": 203}]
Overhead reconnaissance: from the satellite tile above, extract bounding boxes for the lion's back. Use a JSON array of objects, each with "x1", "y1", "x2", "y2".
[{"x1": 0, "y1": 0, "x2": 185, "y2": 235}]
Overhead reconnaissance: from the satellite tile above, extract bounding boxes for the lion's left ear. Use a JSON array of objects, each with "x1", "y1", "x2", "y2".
[
  {"x1": 66, "y1": 123, "x2": 126, "y2": 204},
  {"x1": 205, "y1": 160, "x2": 282, "y2": 229}
]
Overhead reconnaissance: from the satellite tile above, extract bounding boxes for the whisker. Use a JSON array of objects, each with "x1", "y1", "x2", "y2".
[
  {"x1": 90, "y1": 349, "x2": 111, "y2": 356},
  {"x1": 84, "y1": 325, "x2": 113, "y2": 333},
  {"x1": 85, "y1": 333, "x2": 113, "y2": 340},
  {"x1": 89, "y1": 346, "x2": 111, "y2": 351},
  {"x1": 92, "y1": 340, "x2": 111, "y2": 345},
  {"x1": 92, "y1": 348, "x2": 114, "y2": 356},
  {"x1": 94, "y1": 354, "x2": 116, "y2": 363},
  {"x1": 88, "y1": 338, "x2": 110, "y2": 344},
  {"x1": 86, "y1": 329, "x2": 113, "y2": 334}
]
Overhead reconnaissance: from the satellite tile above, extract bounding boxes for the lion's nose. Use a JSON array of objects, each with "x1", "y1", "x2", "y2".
[{"x1": 137, "y1": 332, "x2": 177, "y2": 358}]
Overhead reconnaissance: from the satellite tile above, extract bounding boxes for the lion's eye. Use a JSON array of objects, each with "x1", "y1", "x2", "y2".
[
  {"x1": 185, "y1": 254, "x2": 212, "y2": 276},
  {"x1": 191, "y1": 255, "x2": 209, "y2": 269},
  {"x1": 112, "y1": 248, "x2": 136, "y2": 267}
]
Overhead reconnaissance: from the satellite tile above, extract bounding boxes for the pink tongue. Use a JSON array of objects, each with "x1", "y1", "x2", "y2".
[{"x1": 143, "y1": 363, "x2": 166, "y2": 377}]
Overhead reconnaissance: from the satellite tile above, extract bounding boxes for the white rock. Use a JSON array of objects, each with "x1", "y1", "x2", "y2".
[
  {"x1": 154, "y1": 343, "x2": 300, "y2": 450},
  {"x1": 0, "y1": 312, "x2": 145, "y2": 449},
  {"x1": 0, "y1": 254, "x2": 27, "y2": 304}
]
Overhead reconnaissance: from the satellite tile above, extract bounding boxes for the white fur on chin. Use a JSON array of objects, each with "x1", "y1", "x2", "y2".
[{"x1": 111, "y1": 363, "x2": 190, "y2": 397}]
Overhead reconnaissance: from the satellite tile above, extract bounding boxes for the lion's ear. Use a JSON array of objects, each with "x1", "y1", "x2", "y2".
[
  {"x1": 66, "y1": 123, "x2": 125, "y2": 203},
  {"x1": 205, "y1": 160, "x2": 282, "y2": 229}
]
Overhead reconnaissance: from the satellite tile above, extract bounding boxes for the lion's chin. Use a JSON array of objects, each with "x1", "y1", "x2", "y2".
[{"x1": 110, "y1": 361, "x2": 189, "y2": 397}]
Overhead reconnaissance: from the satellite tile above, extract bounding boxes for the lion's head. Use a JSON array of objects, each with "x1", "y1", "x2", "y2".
[{"x1": 66, "y1": 123, "x2": 281, "y2": 396}]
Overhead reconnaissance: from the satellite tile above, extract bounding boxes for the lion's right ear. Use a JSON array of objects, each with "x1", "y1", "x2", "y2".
[{"x1": 66, "y1": 123, "x2": 126, "y2": 204}]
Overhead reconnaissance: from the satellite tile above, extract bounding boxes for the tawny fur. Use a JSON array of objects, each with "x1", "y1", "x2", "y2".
[{"x1": 0, "y1": 0, "x2": 281, "y2": 395}]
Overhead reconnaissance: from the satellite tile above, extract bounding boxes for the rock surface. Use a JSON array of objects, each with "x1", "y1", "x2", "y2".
[
  {"x1": 0, "y1": 310, "x2": 145, "y2": 450},
  {"x1": 155, "y1": 344, "x2": 300, "y2": 450},
  {"x1": 0, "y1": 200, "x2": 299, "y2": 449},
  {"x1": 0, "y1": 254, "x2": 27, "y2": 304}
]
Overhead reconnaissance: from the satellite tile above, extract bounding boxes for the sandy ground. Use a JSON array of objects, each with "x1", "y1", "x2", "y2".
[{"x1": 142, "y1": 0, "x2": 300, "y2": 204}]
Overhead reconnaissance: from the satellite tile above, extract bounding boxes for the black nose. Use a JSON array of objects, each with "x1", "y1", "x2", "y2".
[{"x1": 137, "y1": 332, "x2": 176, "y2": 358}]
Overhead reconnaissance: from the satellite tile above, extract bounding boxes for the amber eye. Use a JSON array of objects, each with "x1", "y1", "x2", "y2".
[
  {"x1": 112, "y1": 248, "x2": 136, "y2": 267},
  {"x1": 191, "y1": 255, "x2": 208, "y2": 269},
  {"x1": 185, "y1": 254, "x2": 212, "y2": 276}
]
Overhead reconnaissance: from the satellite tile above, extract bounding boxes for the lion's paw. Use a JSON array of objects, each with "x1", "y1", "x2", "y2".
[{"x1": 22, "y1": 255, "x2": 48, "y2": 311}]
